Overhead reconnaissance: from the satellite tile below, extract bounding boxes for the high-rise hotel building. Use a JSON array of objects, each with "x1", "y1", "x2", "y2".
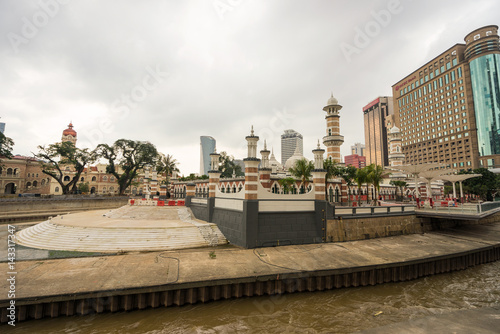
[{"x1": 392, "y1": 25, "x2": 500, "y2": 169}]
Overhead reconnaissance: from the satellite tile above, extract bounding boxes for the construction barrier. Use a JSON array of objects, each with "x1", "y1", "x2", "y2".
[
  {"x1": 168, "y1": 200, "x2": 176, "y2": 206},
  {"x1": 157, "y1": 201, "x2": 165, "y2": 206},
  {"x1": 177, "y1": 200, "x2": 185, "y2": 206}
]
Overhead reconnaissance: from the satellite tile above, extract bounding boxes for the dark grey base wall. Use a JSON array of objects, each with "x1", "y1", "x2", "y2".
[
  {"x1": 187, "y1": 197, "x2": 325, "y2": 249},
  {"x1": 190, "y1": 204, "x2": 210, "y2": 222},
  {"x1": 256, "y1": 212, "x2": 321, "y2": 247},
  {"x1": 212, "y1": 208, "x2": 245, "y2": 247}
]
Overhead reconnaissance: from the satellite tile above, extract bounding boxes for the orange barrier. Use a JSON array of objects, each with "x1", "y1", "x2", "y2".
[
  {"x1": 177, "y1": 200, "x2": 185, "y2": 206},
  {"x1": 168, "y1": 200, "x2": 176, "y2": 206},
  {"x1": 157, "y1": 201, "x2": 165, "y2": 206}
]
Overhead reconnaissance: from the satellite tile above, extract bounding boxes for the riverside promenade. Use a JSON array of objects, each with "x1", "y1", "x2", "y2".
[{"x1": 1, "y1": 220, "x2": 500, "y2": 323}]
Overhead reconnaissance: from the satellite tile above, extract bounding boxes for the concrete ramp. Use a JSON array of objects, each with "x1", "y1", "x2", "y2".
[{"x1": 15, "y1": 206, "x2": 227, "y2": 253}]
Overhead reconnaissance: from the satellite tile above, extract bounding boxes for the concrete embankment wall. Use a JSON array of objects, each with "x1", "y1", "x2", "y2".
[
  {"x1": 327, "y1": 211, "x2": 500, "y2": 242},
  {"x1": 327, "y1": 215, "x2": 429, "y2": 242},
  {"x1": 0, "y1": 197, "x2": 128, "y2": 223},
  {"x1": 2, "y1": 245, "x2": 499, "y2": 323}
]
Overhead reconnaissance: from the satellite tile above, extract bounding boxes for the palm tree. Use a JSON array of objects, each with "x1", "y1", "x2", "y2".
[
  {"x1": 279, "y1": 177, "x2": 295, "y2": 194},
  {"x1": 323, "y1": 158, "x2": 338, "y2": 200},
  {"x1": 289, "y1": 158, "x2": 314, "y2": 193},
  {"x1": 354, "y1": 167, "x2": 368, "y2": 204},
  {"x1": 337, "y1": 165, "x2": 357, "y2": 206},
  {"x1": 390, "y1": 180, "x2": 408, "y2": 202},
  {"x1": 156, "y1": 153, "x2": 180, "y2": 197},
  {"x1": 366, "y1": 164, "x2": 386, "y2": 206}
]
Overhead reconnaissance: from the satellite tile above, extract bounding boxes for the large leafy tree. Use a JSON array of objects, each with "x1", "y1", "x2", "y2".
[
  {"x1": 156, "y1": 153, "x2": 180, "y2": 193},
  {"x1": 0, "y1": 132, "x2": 14, "y2": 159},
  {"x1": 218, "y1": 151, "x2": 243, "y2": 178},
  {"x1": 460, "y1": 168, "x2": 499, "y2": 201},
  {"x1": 35, "y1": 141, "x2": 97, "y2": 194},
  {"x1": 97, "y1": 139, "x2": 158, "y2": 195},
  {"x1": 289, "y1": 158, "x2": 314, "y2": 193}
]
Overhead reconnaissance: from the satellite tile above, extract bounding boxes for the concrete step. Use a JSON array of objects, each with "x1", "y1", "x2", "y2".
[{"x1": 16, "y1": 219, "x2": 227, "y2": 253}]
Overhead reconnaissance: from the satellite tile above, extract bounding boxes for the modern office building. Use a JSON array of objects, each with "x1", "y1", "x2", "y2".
[
  {"x1": 351, "y1": 142, "x2": 365, "y2": 156},
  {"x1": 0, "y1": 122, "x2": 5, "y2": 134},
  {"x1": 344, "y1": 154, "x2": 366, "y2": 169},
  {"x1": 200, "y1": 136, "x2": 216, "y2": 176},
  {"x1": 363, "y1": 96, "x2": 394, "y2": 167},
  {"x1": 281, "y1": 129, "x2": 303, "y2": 166},
  {"x1": 392, "y1": 25, "x2": 500, "y2": 169}
]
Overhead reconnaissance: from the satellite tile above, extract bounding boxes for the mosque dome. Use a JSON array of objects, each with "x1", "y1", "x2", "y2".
[
  {"x1": 389, "y1": 125, "x2": 400, "y2": 134},
  {"x1": 327, "y1": 93, "x2": 338, "y2": 106},
  {"x1": 285, "y1": 146, "x2": 305, "y2": 170},
  {"x1": 63, "y1": 122, "x2": 77, "y2": 137},
  {"x1": 269, "y1": 149, "x2": 283, "y2": 170}
]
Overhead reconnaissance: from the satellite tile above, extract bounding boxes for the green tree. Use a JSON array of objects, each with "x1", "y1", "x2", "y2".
[
  {"x1": 97, "y1": 139, "x2": 158, "y2": 195},
  {"x1": 323, "y1": 158, "x2": 338, "y2": 200},
  {"x1": 156, "y1": 153, "x2": 180, "y2": 194},
  {"x1": 218, "y1": 152, "x2": 243, "y2": 178},
  {"x1": 390, "y1": 180, "x2": 408, "y2": 202},
  {"x1": 366, "y1": 164, "x2": 386, "y2": 205},
  {"x1": 289, "y1": 158, "x2": 314, "y2": 193},
  {"x1": 354, "y1": 167, "x2": 369, "y2": 204},
  {"x1": 35, "y1": 141, "x2": 97, "y2": 195},
  {"x1": 336, "y1": 165, "x2": 357, "y2": 205},
  {"x1": 460, "y1": 168, "x2": 499, "y2": 201},
  {"x1": 278, "y1": 177, "x2": 296, "y2": 194},
  {"x1": 78, "y1": 182, "x2": 90, "y2": 194},
  {"x1": 0, "y1": 132, "x2": 14, "y2": 159}
]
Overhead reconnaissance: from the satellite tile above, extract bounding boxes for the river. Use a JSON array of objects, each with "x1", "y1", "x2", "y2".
[{"x1": 4, "y1": 260, "x2": 500, "y2": 333}]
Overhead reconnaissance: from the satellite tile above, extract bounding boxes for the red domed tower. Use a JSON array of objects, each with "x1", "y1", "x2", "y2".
[{"x1": 62, "y1": 122, "x2": 77, "y2": 145}]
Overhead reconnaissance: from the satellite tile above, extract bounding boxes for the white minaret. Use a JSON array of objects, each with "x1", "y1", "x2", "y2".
[
  {"x1": 388, "y1": 126, "x2": 405, "y2": 167},
  {"x1": 322, "y1": 93, "x2": 344, "y2": 162}
]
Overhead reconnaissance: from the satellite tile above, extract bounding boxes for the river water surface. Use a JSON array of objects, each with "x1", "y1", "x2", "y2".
[{"x1": 5, "y1": 260, "x2": 500, "y2": 333}]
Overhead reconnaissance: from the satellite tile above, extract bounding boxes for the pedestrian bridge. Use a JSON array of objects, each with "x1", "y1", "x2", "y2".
[{"x1": 415, "y1": 201, "x2": 500, "y2": 220}]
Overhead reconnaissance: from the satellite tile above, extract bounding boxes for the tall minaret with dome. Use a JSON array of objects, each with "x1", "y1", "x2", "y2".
[
  {"x1": 61, "y1": 122, "x2": 77, "y2": 145},
  {"x1": 322, "y1": 93, "x2": 344, "y2": 162}
]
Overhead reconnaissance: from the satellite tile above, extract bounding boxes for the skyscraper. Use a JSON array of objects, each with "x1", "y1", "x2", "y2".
[
  {"x1": 351, "y1": 142, "x2": 365, "y2": 156},
  {"x1": 200, "y1": 136, "x2": 216, "y2": 176},
  {"x1": 363, "y1": 96, "x2": 394, "y2": 167},
  {"x1": 0, "y1": 122, "x2": 5, "y2": 134},
  {"x1": 281, "y1": 129, "x2": 303, "y2": 166},
  {"x1": 392, "y1": 25, "x2": 500, "y2": 169}
]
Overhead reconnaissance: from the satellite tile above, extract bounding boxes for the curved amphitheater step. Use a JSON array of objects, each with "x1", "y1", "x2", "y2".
[{"x1": 15, "y1": 206, "x2": 227, "y2": 253}]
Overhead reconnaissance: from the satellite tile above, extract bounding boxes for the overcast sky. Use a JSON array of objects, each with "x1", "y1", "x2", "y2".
[{"x1": 1, "y1": 0, "x2": 499, "y2": 175}]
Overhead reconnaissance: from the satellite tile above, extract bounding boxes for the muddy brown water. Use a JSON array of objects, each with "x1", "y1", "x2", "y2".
[{"x1": 4, "y1": 260, "x2": 500, "y2": 333}]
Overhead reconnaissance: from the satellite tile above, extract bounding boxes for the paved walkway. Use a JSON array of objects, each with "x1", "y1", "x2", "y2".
[{"x1": 1, "y1": 222, "x2": 499, "y2": 301}]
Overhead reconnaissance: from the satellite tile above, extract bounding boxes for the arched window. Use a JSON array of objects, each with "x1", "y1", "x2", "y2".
[
  {"x1": 55, "y1": 187, "x2": 60, "y2": 193},
  {"x1": 13, "y1": 169, "x2": 18, "y2": 176},
  {"x1": 26, "y1": 182, "x2": 32, "y2": 189},
  {"x1": 238, "y1": 185, "x2": 243, "y2": 192},
  {"x1": 92, "y1": 176, "x2": 97, "y2": 182},
  {"x1": 41, "y1": 179, "x2": 45, "y2": 186},
  {"x1": 27, "y1": 173, "x2": 31, "y2": 178},
  {"x1": 329, "y1": 188, "x2": 334, "y2": 202},
  {"x1": 103, "y1": 176, "x2": 108, "y2": 181},
  {"x1": 102, "y1": 187, "x2": 107, "y2": 193},
  {"x1": 33, "y1": 181, "x2": 38, "y2": 188},
  {"x1": 64, "y1": 176, "x2": 70, "y2": 182},
  {"x1": 233, "y1": 186, "x2": 236, "y2": 193},
  {"x1": 272, "y1": 184, "x2": 279, "y2": 194},
  {"x1": 335, "y1": 187, "x2": 340, "y2": 202},
  {"x1": 110, "y1": 176, "x2": 115, "y2": 182},
  {"x1": 109, "y1": 186, "x2": 114, "y2": 193},
  {"x1": 7, "y1": 168, "x2": 13, "y2": 175},
  {"x1": 81, "y1": 177, "x2": 84, "y2": 182},
  {"x1": 36, "y1": 173, "x2": 38, "y2": 177}
]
